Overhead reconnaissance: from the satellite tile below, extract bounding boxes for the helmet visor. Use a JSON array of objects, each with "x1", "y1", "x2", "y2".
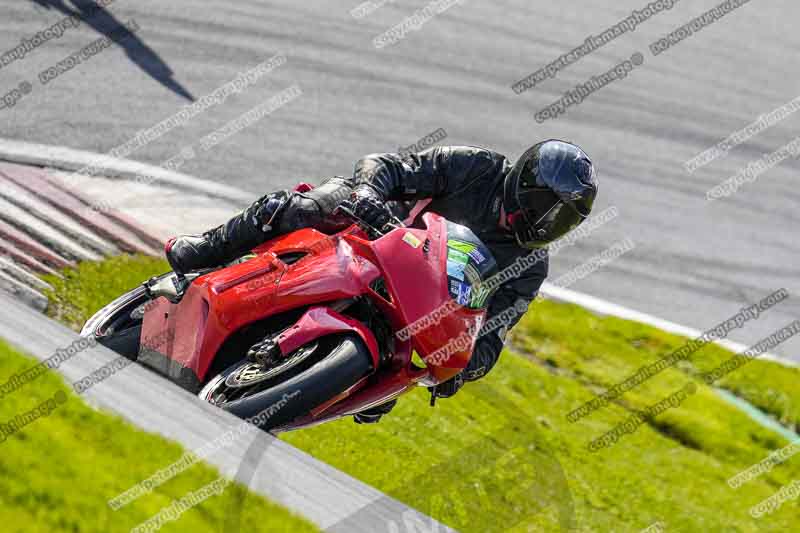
[{"x1": 512, "y1": 190, "x2": 585, "y2": 249}]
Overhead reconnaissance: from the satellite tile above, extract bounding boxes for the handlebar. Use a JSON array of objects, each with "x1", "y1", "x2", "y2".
[
  {"x1": 334, "y1": 204, "x2": 405, "y2": 240},
  {"x1": 154, "y1": 204, "x2": 403, "y2": 296}
]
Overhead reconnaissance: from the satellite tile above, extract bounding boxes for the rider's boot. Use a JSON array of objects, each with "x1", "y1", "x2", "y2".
[
  {"x1": 165, "y1": 190, "x2": 290, "y2": 274},
  {"x1": 353, "y1": 399, "x2": 397, "y2": 424},
  {"x1": 166, "y1": 177, "x2": 355, "y2": 275}
]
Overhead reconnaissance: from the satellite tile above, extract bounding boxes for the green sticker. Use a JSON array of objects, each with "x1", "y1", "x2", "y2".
[
  {"x1": 470, "y1": 285, "x2": 492, "y2": 308},
  {"x1": 447, "y1": 248, "x2": 469, "y2": 265},
  {"x1": 448, "y1": 239, "x2": 477, "y2": 255},
  {"x1": 464, "y1": 263, "x2": 482, "y2": 285}
]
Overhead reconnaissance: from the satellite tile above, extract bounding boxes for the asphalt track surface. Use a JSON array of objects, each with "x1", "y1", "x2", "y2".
[{"x1": 1, "y1": 0, "x2": 798, "y2": 361}]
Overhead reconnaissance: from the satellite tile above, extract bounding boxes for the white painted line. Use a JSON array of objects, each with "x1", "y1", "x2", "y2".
[
  {"x1": 0, "y1": 137, "x2": 253, "y2": 205},
  {"x1": 0, "y1": 142, "x2": 454, "y2": 531},
  {"x1": 0, "y1": 137, "x2": 795, "y2": 528},
  {"x1": 540, "y1": 282, "x2": 798, "y2": 368},
  {"x1": 4, "y1": 137, "x2": 790, "y2": 370},
  {"x1": 2, "y1": 138, "x2": 794, "y2": 372},
  {"x1": 0, "y1": 292, "x2": 455, "y2": 533}
]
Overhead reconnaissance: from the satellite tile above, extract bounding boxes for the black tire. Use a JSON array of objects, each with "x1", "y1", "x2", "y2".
[
  {"x1": 200, "y1": 334, "x2": 373, "y2": 431},
  {"x1": 81, "y1": 285, "x2": 152, "y2": 361},
  {"x1": 97, "y1": 323, "x2": 142, "y2": 360}
]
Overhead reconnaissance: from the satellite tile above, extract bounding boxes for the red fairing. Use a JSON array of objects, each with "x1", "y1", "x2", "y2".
[
  {"x1": 364, "y1": 213, "x2": 485, "y2": 383},
  {"x1": 277, "y1": 306, "x2": 380, "y2": 367},
  {"x1": 142, "y1": 227, "x2": 382, "y2": 382},
  {"x1": 140, "y1": 211, "x2": 487, "y2": 428}
]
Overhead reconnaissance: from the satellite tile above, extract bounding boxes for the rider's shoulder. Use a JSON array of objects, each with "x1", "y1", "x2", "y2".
[{"x1": 437, "y1": 145, "x2": 507, "y2": 160}]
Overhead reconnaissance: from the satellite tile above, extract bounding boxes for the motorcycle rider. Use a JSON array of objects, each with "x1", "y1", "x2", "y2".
[{"x1": 166, "y1": 140, "x2": 598, "y2": 423}]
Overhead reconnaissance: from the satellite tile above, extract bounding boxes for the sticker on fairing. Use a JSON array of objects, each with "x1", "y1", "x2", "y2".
[
  {"x1": 463, "y1": 263, "x2": 482, "y2": 286},
  {"x1": 455, "y1": 282, "x2": 472, "y2": 305},
  {"x1": 446, "y1": 248, "x2": 469, "y2": 280},
  {"x1": 450, "y1": 279, "x2": 461, "y2": 294},
  {"x1": 445, "y1": 221, "x2": 499, "y2": 310},
  {"x1": 448, "y1": 248, "x2": 469, "y2": 264},
  {"x1": 468, "y1": 248, "x2": 486, "y2": 264},
  {"x1": 402, "y1": 232, "x2": 422, "y2": 248},
  {"x1": 447, "y1": 261, "x2": 465, "y2": 280},
  {"x1": 448, "y1": 239, "x2": 477, "y2": 255},
  {"x1": 470, "y1": 284, "x2": 492, "y2": 308}
]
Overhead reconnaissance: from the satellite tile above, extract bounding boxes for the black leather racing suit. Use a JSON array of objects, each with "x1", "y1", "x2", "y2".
[
  {"x1": 185, "y1": 146, "x2": 549, "y2": 408},
  {"x1": 349, "y1": 146, "x2": 549, "y2": 383}
]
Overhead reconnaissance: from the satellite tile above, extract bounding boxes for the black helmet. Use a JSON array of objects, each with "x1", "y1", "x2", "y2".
[{"x1": 503, "y1": 140, "x2": 597, "y2": 249}]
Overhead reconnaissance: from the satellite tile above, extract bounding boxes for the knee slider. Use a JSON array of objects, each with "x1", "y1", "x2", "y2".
[{"x1": 252, "y1": 190, "x2": 290, "y2": 231}]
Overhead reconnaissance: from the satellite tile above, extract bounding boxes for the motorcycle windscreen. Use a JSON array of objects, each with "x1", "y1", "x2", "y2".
[
  {"x1": 418, "y1": 220, "x2": 500, "y2": 378},
  {"x1": 370, "y1": 214, "x2": 498, "y2": 380},
  {"x1": 443, "y1": 221, "x2": 499, "y2": 309}
]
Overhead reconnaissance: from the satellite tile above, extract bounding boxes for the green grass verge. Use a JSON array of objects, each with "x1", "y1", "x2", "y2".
[
  {"x1": 42, "y1": 254, "x2": 171, "y2": 332},
  {"x1": 42, "y1": 254, "x2": 800, "y2": 531},
  {"x1": 0, "y1": 340, "x2": 318, "y2": 533}
]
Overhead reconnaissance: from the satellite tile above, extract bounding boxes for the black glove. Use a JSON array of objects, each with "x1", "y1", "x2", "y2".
[
  {"x1": 345, "y1": 185, "x2": 393, "y2": 228},
  {"x1": 428, "y1": 372, "x2": 465, "y2": 399}
]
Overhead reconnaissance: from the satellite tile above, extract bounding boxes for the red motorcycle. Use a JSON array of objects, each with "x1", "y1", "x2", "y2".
[{"x1": 81, "y1": 198, "x2": 499, "y2": 432}]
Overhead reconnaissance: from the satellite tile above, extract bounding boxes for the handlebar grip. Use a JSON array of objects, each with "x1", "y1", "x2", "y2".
[{"x1": 334, "y1": 204, "x2": 385, "y2": 239}]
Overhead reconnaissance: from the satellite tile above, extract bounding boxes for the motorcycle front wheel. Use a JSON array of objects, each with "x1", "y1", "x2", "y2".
[{"x1": 199, "y1": 333, "x2": 373, "y2": 432}]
